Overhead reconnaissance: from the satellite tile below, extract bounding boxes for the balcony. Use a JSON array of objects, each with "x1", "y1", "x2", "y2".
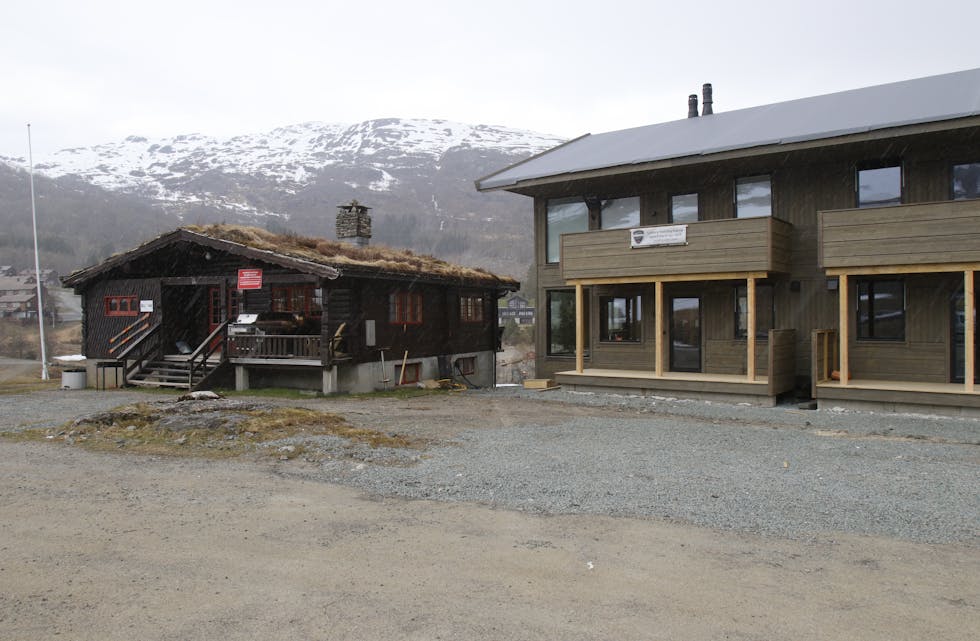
[
  {"x1": 819, "y1": 199, "x2": 980, "y2": 271},
  {"x1": 560, "y1": 216, "x2": 792, "y2": 282}
]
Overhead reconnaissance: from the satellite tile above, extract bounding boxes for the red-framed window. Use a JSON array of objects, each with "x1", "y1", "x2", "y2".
[
  {"x1": 396, "y1": 362, "x2": 421, "y2": 385},
  {"x1": 389, "y1": 291, "x2": 423, "y2": 325},
  {"x1": 271, "y1": 286, "x2": 322, "y2": 316},
  {"x1": 104, "y1": 295, "x2": 139, "y2": 317},
  {"x1": 460, "y1": 293, "x2": 484, "y2": 323}
]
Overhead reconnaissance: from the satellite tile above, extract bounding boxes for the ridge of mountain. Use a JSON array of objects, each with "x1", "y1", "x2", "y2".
[{"x1": 0, "y1": 118, "x2": 567, "y2": 279}]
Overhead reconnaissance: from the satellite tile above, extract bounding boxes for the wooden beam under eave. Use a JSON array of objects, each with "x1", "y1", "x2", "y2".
[
  {"x1": 826, "y1": 262, "x2": 980, "y2": 277},
  {"x1": 966, "y1": 270, "x2": 975, "y2": 393},
  {"x1": 839, "y1": 273, "x2": 849, "y2": 386},
  {"x1": 655, "y1": 281, "x2": 664, "y2": 377},
  {"x1": 747, "y1": 277, "x2": 756, "y2": 381},
  {"x1": 567, "y1": 271, "x2": 768, "y2": 286},
  {"x1": 575, "y1": 283, "x2": 584, "y2": 374}
]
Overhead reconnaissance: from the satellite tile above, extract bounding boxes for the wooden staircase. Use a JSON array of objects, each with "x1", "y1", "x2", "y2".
[
  {"x1": 127, "y1": 357, "x2": 223, "y2": 390},
  {"x1": 119, "y1": 321, "x2": 230, "y2": 391}
]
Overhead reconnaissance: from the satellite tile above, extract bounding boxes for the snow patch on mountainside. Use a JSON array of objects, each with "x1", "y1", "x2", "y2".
[{"x1": 3, "y1": 119, "x2": 564, "y2": 216}]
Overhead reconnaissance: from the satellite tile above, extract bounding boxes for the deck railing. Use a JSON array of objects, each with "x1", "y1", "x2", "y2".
[{"x1": 227, "y1": 334, "x2": 322, "y2": 360}]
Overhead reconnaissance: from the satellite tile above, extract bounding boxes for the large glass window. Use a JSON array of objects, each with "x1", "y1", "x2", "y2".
[
  {"x1": 599, "y1": 294, "x2": 641, "y2": 342},
  {"x1": 735, "y1": 284, "x2": 774, "y2": 339},
  {"x1": 670, "y1": 193, "x2": 699, "y2": 223},
  {"x1": 735, "y1": 175, "x2": 772, "y2": 218},
  {"x1": 600, "y1": 197, "x2": 640, "y2": 230},
  {"x1": 546, "y1": 197, "x2": 589, "y2": 263},
  {"x1": 546, "y1": 289, "x2": 588, "y2": 356},
  {"x1": 858, "y1": 165, "x2": 902, "y2": 208},
  {"x1": 953, "y1": 162, "x2": 980, "y2": 200},
  {"x1": 857, "y1": 279, "x2": 905, "y2": 340}
]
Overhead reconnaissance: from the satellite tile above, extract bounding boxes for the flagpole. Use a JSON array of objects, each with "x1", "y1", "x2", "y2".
[{"x1": 27, "y1": 123, "x2": 50, "y2": 380}]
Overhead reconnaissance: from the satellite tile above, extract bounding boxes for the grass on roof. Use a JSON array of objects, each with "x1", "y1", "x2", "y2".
[{"x1": 185, "y1": 224, "x2": 517, "y2": 286}]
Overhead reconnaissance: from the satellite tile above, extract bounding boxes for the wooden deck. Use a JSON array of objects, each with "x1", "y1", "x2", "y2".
[
  {"x1": 816, "y1": 378, "x2": 980, "y2": 412},
  {"x1": 555, "y1": 368, "x2": 775, "y2": 403}
]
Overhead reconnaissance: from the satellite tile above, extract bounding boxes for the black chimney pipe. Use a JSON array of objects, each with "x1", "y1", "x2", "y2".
[
  {"x1": 702, "y1": 83, "x2": 713, "y2": 116},
  {"x1": 688, "y1": 94, "x2": 699, "y2": 118}
]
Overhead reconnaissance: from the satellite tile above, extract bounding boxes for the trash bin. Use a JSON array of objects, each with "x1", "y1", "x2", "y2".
[{"x1": 61, "y1": 368, "x2": 87, "y2": 390}]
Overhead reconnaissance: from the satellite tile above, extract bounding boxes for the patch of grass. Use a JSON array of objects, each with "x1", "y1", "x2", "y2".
[
  {"x1": 0, "y1": 375, "x2": 62, "y2": 395},
  {"x1": 17, "y1": 402, "x2": 420, "y2": 459}
]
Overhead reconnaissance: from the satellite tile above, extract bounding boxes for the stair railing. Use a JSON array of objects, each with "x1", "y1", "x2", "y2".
[
  {"x1": 187, "y1": 321, "x2": 230, "y2": 387},
  {"x1": 115, "y1": 322, "x2": 163, "y2": 386}
]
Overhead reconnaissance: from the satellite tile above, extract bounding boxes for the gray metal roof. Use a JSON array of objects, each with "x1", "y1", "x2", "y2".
[{"x1": 477, "y1": 68, "x2": 980, "y2": 191}]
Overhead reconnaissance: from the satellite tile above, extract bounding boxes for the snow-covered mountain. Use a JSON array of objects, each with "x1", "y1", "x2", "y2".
[
  {"x1": 0, "y1": 118, "x2": 566, "y2": 278},
  {"x1": 13, "y1": 119, "x2": 565, "y2": 220}
]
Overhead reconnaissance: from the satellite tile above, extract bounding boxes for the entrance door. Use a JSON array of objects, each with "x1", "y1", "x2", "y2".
[
  {"x1": 670, "y1": 296, "x2": 701, "y2": 372},
  {"x1": 951, "y1": 290, "x2": 977, "y2": 383},
  {"x1": 208, "y1": 287, "x2": 239, "y2": 349}
]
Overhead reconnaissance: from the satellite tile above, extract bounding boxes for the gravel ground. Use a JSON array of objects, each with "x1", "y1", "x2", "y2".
[{"x1": 3, "y1": 386, "x2": 978, "y2": 544}]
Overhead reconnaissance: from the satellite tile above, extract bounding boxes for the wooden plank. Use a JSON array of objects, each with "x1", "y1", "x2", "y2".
[
  {"x1": 523, "y1": 378, "x2": 555, "y2": 389},
  {"x1": 839, "y1": 274, "x2": 849, "y2": 385},
  {"x1": 655, "y1": 281, "x2": 664, "y2": 377},
  {"x1": 747, "y1": 277, "x2": 756, "y2": 381},
  {"x1": 575, "y1": 283, "x2": 584, "y2": 373},
  {"x1": 827, "y1": 263, "x2": 980, "y2": 276},
  {"x1": 567, "y1": 271, "x2": 769, "y2": 286},
  {"x1": 965, "y1": 270, "x2": 974, "y2": 393}
]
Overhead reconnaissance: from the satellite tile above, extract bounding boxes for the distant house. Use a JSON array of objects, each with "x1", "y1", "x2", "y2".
[
  {"x1": 18, "y1": 268, "x2": 58, "y2": 286},
  {"x1": 62, "y1": 202, "x2": 518, "y2": 392},
  {"x1": 0, "y1": 266, "x2": 16, "y2": 277},
  {"x1": 498, "y1": 294, "x2": 535, "y2": 326},
  {"x1": 0, "y1": 275, "x2": 50, "y2": 320},
  {"x1": 477, "y1": 69, "x2": 980, "y2": 413}
]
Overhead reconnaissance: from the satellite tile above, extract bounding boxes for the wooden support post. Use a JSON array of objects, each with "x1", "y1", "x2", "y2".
[
  {"x1": 838, "y1": 274, "x2": 849, "y2": 385},
  {"x1": 575, "y1": 283, "x2": 584, "y2": 374},
  {"x1": 746, "y1": 277, "x2": 756, "y2": 381},
  {"x1": 655, "y1": 280, "x2": 664, "y2": 377},
  {"x1": 966, "y1": 270, "x2": 975, "y2": 393}
]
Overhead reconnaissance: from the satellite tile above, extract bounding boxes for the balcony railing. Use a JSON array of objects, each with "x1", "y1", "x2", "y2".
[
  {"x1": 819, "y1": 199, "x2": 980, "y2": 270},
  {"x1": 560, "y1": 216, "x2": 792, "y2": 281},
  {"x1": 227, "y1": 334, "x2": 322, "y2": 361}
]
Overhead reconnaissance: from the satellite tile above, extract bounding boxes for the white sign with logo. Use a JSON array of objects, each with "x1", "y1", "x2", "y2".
[
  {"x1": 630, "y1": 225, "x2": 688, "y2": 248},
  {"x1": 140, "y1": 299, "x2": 154, "y2": 312}
]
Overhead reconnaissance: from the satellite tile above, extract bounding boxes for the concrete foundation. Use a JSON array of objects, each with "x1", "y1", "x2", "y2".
[{"x1": 230, "y1": 350, "x2": 496, "y2": 395}]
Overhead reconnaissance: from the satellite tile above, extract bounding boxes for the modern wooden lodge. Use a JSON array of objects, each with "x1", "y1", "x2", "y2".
[
  {"x1": 63, "y1": 206, "x2": 517, "y2": 393},
  {"x1": 477, "y1": 68, "x2": 980, "y2": 413}
]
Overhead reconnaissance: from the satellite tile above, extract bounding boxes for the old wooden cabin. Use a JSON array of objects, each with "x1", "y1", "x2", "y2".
[
  {"x1": 63, "y1": 202, "x2": 517, "y2": 393},
  {"x1": 477, "y1": 68, "x2": 980, "y2": 414}
]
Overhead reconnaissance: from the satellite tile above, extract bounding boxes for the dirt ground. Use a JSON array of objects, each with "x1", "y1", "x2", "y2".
[{"x1": 1, "y1": 389, "x2": 978, "y2": 640}]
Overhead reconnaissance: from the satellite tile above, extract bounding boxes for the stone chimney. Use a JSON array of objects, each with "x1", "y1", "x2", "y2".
[
  {"x1": 688, "y1": 94, "x2": 699, "y2": 118},
  {"x1": 336, "y1": 199, "x2": 372, "y2": 247}
]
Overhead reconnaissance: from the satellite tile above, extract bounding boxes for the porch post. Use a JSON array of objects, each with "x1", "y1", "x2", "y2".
[
  {"x1": 575, "y1": 283, "x2": 584, "y2": 373},
  {"x1": 838, "y1": 274, "x2": 849, "y2": 385},
  {"x1": 746, "y1": 277, "x2": 756, "y2": 381},
  {"x1": 966, "y1": 270, "x2": 975, "y2": 393},
  {"x1": 655, "y1": 280, "x2": 664, "y2": 377}
]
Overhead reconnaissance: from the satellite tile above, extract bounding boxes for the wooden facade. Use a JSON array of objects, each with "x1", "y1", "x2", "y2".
[
  {"x1": 478, "y1": 74, "x2": 980, "y2": 411},
  {"x1": 64, "y1": 227, "x2": 516, "y2": 392}
]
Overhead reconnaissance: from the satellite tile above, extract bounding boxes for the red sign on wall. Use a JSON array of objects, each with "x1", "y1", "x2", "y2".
[{"x1": 237, "y1": 269, "x2": 263, "y2": 290}]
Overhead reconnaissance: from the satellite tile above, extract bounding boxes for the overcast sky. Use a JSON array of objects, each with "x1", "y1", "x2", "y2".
[{"x1": 2, "y1": 0, "x2": 979, "y2": 158}]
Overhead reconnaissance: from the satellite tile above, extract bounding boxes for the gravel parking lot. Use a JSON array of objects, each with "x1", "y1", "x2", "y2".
[{"x1": 1, "y1": 386, "x2": 977, "y2": 640}]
